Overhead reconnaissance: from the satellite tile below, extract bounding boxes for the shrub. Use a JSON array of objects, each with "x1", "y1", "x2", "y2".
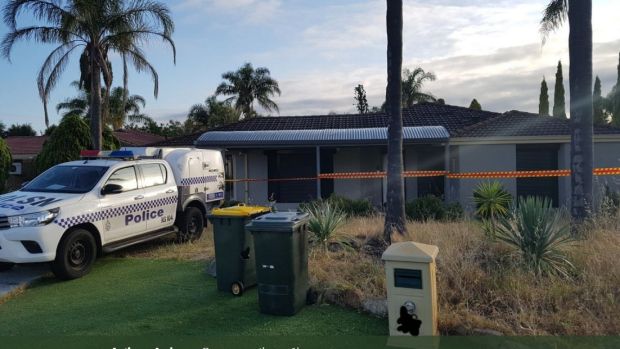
[
  {"x1": 495, "y1": 196, "x2": 574, "y2": 277},
  {"x1": 406, "y1": 195, "x2": 445, "y2": 221},
  {"x1": 444, "y1": 202, "x2": 464, "y2": 221},
  {"x1": 0, "y1": 138, "x2": 11, "y2": 193},
  {"x1": 303, "y1": 201, "x2": 347, "y2": 249},
  {"x1": 35, "y1": 115, "x2": 91, "y2": 173},
  {"x1": 473, "y1": 180, "x2": 512, "y2": 220},
  {"x1": 327, "y1": 195, "x2": 375, "y2": 217}
]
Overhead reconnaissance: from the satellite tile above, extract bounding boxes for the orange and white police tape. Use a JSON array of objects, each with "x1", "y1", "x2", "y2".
[{"x1": 224, "y1": 167, "x2": 620, "y2": 182}]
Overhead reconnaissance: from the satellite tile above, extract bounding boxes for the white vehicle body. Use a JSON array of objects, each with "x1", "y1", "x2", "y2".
[{"x1": 0, "y1": 148, "x2": 224, "y2": 270}]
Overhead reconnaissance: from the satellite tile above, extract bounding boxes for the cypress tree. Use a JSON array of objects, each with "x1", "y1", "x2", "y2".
[
  {"x1": 593, "y1": 76, "x2": 607, "y2": 125},
  {"x1": 610, "y1": 52, "x2": 620, "y2": 127},
  {"x1": 539, "y1": 77, "x2": 550, "y2": 116},
  {"x1": 553, "y1": 61, "x2": 567, "y2": 118},
  {"x1": 469, "y1": 98, "x2": 482, "y2": 110}
]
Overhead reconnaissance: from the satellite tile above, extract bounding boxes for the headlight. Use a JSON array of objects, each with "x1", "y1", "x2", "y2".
[{"x1": 8, "y1": 208, "x2": 60, "y2": 228}]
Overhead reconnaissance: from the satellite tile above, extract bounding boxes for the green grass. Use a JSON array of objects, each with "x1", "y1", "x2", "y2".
[{"x1": 0, "y1": 258, "x2": 387, "y2": 336}]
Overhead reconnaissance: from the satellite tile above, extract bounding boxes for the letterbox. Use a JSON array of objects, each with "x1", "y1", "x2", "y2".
[{"x1": 382, "y1": 241, "x2": 439, "y2": 336}]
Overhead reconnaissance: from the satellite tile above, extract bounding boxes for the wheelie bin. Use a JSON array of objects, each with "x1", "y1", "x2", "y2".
[
  {"x1": 207, "y1": 204, "x2": 271, "y2": 296},
  {"x1": 246, "y1": 211, "x2": 310, "y2": 315}
]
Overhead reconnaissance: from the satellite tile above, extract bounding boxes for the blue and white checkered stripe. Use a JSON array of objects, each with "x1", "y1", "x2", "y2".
[
  {"x1": 54, "y1": 196, "x2": 178, "y2": 229},
  {"x1": 180, "y1": 175, "x2": 219, "y2": 186}
]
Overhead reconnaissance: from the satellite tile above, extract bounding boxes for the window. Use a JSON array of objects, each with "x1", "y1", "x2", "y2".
[
  {"x1": 22, "y1": 166, "x2": 108, "y2": 194},
  {"x1": 141, "y1": 163, "x2": 167, "y2": 187},
  {"x1": 105, "y1": 167, "x2": 138, "y2": 192}
]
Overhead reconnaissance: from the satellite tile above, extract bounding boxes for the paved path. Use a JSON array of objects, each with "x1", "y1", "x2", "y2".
[{"x1": 0, "y1": 264, "x2": 49, "y2": 299}]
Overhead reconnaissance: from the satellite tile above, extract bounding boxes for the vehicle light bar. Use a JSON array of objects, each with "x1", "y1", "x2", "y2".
[
  {"x1": 108, "y1": 150, "x2": 136, "y2": 159},
  {"x1": 80, "y1": 150, "x2": 101, "y2": 158}
]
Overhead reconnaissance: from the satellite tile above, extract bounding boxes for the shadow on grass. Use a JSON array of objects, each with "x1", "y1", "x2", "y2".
[{"x1": 0, "y1": 258, "x2": 387, "y2": 336}]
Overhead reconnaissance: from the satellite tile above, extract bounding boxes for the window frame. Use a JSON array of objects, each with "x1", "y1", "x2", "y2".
[
  {"x1": 138, "y1": 163, "x2": 168, "y2": 189},
  {"x1": 103, "y1": 165, "x2": 140, "y2": 193}
]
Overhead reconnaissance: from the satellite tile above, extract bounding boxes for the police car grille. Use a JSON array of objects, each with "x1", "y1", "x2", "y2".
[{"x1": 0, "y1": 216, "x2": 8, "y2": 230}]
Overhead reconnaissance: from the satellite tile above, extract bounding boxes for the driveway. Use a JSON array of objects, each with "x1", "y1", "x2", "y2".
[{"x1": 0, "y1": 264, "x2": 49, "y2": 299}]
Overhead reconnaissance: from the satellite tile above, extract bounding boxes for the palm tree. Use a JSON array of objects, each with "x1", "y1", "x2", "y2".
[
  {"x1": 2, "y1": 0, "x2": 175, "y2": 150},
  {"x1": 541, "y1": 0, "x2": 593, "y2": 220},
  {"x1": 57, "y1": 83, "x2": 152, "y2": 129},
  {"x1": 401, "y1": 67, "x2": 436, "y2": 107},
  {"x1": 384, "y1": 0, "x2": 407, "y2": 243},
  {"x1": 188, "y1": 96, "x2": 241, "y2": 129},
  {"x1": 215, "y1": 63, "x2": 281, "y2": 118},
  {"x1": 108, "y1": 87, "x2": 150, "y2": 130}
]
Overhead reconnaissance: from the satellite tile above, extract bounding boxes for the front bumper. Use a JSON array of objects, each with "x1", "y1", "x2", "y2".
[{"x1": 0, "y1": 224, "x2": 63, "y2": 263}]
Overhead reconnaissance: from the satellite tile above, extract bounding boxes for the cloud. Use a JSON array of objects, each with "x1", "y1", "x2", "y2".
[{"x1": 176, "y1": 0, "x2": 282, "y2": 24}]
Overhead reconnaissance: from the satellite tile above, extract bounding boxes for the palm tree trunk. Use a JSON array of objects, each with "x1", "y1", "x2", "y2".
[
  {"x1": 568, "y1": 0, "x2": 593, "y2": 220},
  {"x1": 383, "y1": 0, "x2": 407, "y2": 243},
  {"x1": 89, "y1": 49, "x2": 103, "y2": 150}
]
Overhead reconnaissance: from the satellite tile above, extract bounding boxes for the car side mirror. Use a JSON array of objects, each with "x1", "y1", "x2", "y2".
[{"x1": 101, "y1": 183, "x2": 123, "y2": 195}]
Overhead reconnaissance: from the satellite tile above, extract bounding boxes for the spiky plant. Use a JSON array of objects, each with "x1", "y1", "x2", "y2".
[
  {"x1": 304, "y1": 201, "x2": 347, "y2": 250},
  {"x1": 496, "y1": 196, "x2": 574, "y2": 277}
]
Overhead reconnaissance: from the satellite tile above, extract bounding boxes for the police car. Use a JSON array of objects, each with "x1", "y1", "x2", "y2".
[{"x1": 0, "y1": 148, "x2": 225, "y2": 279}]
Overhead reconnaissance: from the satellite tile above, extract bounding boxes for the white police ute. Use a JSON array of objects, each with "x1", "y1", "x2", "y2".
[{"x1": 0, "y1": 148, "x2": 225, "y2": 279}]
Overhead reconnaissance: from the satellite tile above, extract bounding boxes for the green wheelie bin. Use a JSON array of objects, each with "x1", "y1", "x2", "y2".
[
  {"x1": 246, "y1": 211, "x2": 310, "y2": 316},
  {"x1": 208, "y1": 204, "x2": 271, "y2": 296}
]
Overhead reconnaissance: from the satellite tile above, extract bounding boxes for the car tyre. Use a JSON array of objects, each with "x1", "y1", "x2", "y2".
[
  {"x1": 0, "y1": 262, "x2": 15, "y2": 272},
  {"x1": 52, "y1": 229, "x2": 97, "y2": 280},
  {"x1": 177, "y1": 207, "x2": 204, "y2": 243}
]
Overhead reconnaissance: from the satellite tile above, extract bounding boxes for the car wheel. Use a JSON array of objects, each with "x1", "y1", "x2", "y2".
[
  {"x1": 52, "y1": 229, "x2": 97, "y2": 280},
  {"x1": 177, "y1": 207, "x2": 204, "y2": 243},
  {"x1": 0, "y1": 262, "x2": 15, "y2": 272}
]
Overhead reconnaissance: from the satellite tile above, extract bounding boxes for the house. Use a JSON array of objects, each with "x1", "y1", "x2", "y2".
[
  {"x1": 4, "y1": 136, "x2": 48, "y2": 190},
  {"x1": 112, "y1": 129, "x2": 165, "y2": 147},
  {"x1": 153, "y1": 103, "x2": 620, "y2": 211},
  {"x1": 3, "y1": 130, "x2": 163, "y2": 190}
]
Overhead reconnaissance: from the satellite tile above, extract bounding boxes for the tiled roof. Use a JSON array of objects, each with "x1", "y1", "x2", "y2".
[
  {"x1": 456, "y1": 110, "x2": 620, "y2": 137},
  {"x1": 147, "y1": 131, "x2": 205, "y2": 147},
  {"x1": 5, "y1": 136, "x2": 48, "y2": 155},
  {"x1": 210, "y1": 103, "x2": 500, "y2": 135},
  {"x1": 113, "y1": 129, "x2": 165, "y2": 146}
]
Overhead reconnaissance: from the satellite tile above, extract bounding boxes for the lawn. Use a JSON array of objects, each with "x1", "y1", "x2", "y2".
[{"x1": 0, "y1": 258, "x2": 387, "y2": 336}]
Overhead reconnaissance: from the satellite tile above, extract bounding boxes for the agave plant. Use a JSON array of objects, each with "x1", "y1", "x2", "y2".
[
  {"x1": 473, "y1": 180, "x2": 513, "y2": 237},
  {"x1": 495, "y1": 196, "x2": 574, "y2": 278},
  {"x1": 303, "y1": 201, "x2": 347, "y2": 250}
]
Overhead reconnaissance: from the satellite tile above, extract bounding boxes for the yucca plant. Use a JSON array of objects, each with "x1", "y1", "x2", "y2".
[
  {"x1": 304, "y1": 201, "x2": 347, "y2": 250},
  {"x1": 495, "y1": 196, "x2": 574, "y2": 278},
  {"x1": 473, "y1": 180, "x2": 513, "y2": 237}
]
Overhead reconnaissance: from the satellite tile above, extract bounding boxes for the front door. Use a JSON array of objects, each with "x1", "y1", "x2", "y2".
[
  {"x1": 138, "y1": 163, "x2": 177, "y2": 232},
  {"x1": 98, "y1": 166, "x2": 147, "y2": 243}
]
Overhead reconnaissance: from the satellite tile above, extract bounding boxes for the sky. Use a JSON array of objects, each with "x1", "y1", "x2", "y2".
[{"x1": 1, "y1": 0, "x2": 620, "y2": 134}]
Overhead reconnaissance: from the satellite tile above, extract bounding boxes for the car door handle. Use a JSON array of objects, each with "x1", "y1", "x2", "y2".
[
  {"x1": 134, "y1": 195, "x2": 144, "y2": 200},
  {"x1": 166, "y1": 189, "x2": 175, "y2": 194}
]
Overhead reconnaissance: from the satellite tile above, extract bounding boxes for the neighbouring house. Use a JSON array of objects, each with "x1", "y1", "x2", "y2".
[
  {"x1": 151, "y1": 103, "x2": 620, "y2": 211},
  {"x1": 4, "y1": 136, "x2": 48, "y2": 190},
  {"x1": 3, "y1": 130, "x2": 162, "y2": 190},
  {"x1": 112, "y1": 129, "x2": 165, "y2": 147}
]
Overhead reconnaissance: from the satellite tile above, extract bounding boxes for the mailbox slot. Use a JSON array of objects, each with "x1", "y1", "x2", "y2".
[{"x1": 394, "y1": 268, "x2": 422, "y2": 289}]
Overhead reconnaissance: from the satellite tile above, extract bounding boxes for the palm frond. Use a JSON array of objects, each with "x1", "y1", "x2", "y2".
[
  {"x1": 2, "y1": 0, "x2": 69, "y2": 30},
  {"x1": 124, "y1": 46, "x2": 159, "y2": 98},
  {"x1": 540, "y1": 0, "x2": 568, "y2": 41}
]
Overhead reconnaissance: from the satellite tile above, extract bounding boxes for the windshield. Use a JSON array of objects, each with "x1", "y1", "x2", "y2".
[{"x1": 22, "y1": 166, "x2": 109, "y2": 194}]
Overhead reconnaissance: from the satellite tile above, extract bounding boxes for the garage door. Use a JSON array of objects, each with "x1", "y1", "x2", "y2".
[{"x1": 516, "y1": 144, "x2": 559, "y2": 207}]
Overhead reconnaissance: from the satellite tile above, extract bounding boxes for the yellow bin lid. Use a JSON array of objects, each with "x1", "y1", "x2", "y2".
[{"x1": 210, "y1": 204, "x2": 271, "y2": 217}]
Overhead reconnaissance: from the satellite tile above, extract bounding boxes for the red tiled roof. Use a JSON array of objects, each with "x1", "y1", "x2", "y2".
[
  {"x1": 5, "y1": 136, "x2": 48, "y2": 155},
  {"x1": 112, "y1": 129, "x2": 165, "y2": 146}
]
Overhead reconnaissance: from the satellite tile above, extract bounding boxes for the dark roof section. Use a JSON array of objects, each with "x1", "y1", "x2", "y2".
[
  {"x1": 113, "y1": 129, "x2": 165, "y2": 146},
  {"x1": 456, "y1": 110, "x2": 620, "y2": 137},
  {"x1": 147, "y1": 131, "x2": 205, "y2": 147},
  {"x1": 5, "y1": 136, "x2": 48, "y2": 155},
  {"x1": 210, "y1": 103, "x2": 501, "y2": 136}
]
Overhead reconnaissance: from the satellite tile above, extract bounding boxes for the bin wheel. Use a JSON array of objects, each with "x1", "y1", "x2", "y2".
[{"x1": 231, "y1": 282, "x2": 244, "y2": 296}]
